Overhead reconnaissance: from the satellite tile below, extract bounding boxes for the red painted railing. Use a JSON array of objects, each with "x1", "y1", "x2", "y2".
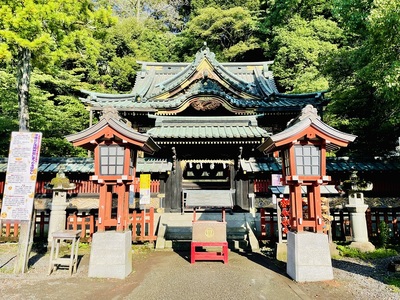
[
  {"x1": 130, "y1": 207, "x2": 156, "y2": 242},
  {"x1": 66, "y1": 212, "x2": 96, "y2": 242},
  {"x1": 0, "y1": 221, "x2": 19, "y2": 242},
  {"x1": 254, "y1": 179, "x2": 270, "y2": 193},
  {"x1": 0, "y1": 179, "x2": 161, "y2": 195}
]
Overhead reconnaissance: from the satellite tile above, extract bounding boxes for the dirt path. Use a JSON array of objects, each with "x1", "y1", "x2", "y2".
[{"x1": 1, "y1": 243, "x2": 399, "y2": 300}]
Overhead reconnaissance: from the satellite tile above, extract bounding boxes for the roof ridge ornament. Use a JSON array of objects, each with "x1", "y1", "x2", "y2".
[
  {"x1": 299, "y1": 104, "x2": 320, "y2": 121},
  {"x1": 100, "y1": 106, "x2": 121, "y2": 122},
  {"x1": 195, "y1": 42, "x2": 215, "y2": 62},
  {"x1": 287, "y1": 104, "x2": 320, "y2": 127}
]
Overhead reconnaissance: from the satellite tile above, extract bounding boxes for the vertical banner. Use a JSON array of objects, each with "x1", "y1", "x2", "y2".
[
  {"x1": 139, "y1": 174, "x2": 151, "y2": 205},
  {"x1": 271, "y1": 174, "x2": 283, "y2": 186},
  {"x1": 0, "y1": 132, "x2": 42, "y2": 221}
]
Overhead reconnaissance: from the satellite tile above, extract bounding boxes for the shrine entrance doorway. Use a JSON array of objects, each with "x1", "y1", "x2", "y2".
[{"x1": 181, "y1": 160, "x2": 233, "y2": 211}]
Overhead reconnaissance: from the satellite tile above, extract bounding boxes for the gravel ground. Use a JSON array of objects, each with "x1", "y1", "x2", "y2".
[
  {"x1": 330, "y1": 256, "x2": 400, "y2": 299},
  {"x1": 1, "y1": 243, "x2": 400, "y2": 299}
]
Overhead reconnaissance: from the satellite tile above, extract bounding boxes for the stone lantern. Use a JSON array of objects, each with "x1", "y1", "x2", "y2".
[
  {"x1": 345, "y1": 171, "x2": 375, "y2": 252},
  {"x1": 45, "y1": 165, "x2": 76, "y2": 247}
]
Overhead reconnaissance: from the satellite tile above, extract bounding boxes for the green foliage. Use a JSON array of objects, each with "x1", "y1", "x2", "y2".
[
  {"x1": 0, "y1": 70, "x2": 19, "y2": 155},
  {"x1": 324, "y1": 0, "x2": 400, "y2": 157},
  {"x1": 378, "y1": 221, "x2": 390, "y2": 248},
  {"x1": 337, "y1": 245, "x2": 397, "y2": 260},
  {"x1": 0, "y1": 0, "x2": 398, "y2": 159},
  {"x1": 191, "y1": 0, "x2": 261, "y2": 13},
  {"x1": 271, "y1": 15, "x2": 343, "y2": 93},
  {"x1": 262, "y1": 0, "x2": 333, "y2": 35},
  {"x1": 332, "y1": 0, "x2": 373, "y2": 39},
  {"x1": 176, "y1": 6, "x2": 262, "y2": 61},
  {"x1": 93, "y1": 17, "x2": 177, "y2": 91},
  {"x1": 0, "y1": 0, "x2": 114, "y2": 70}
]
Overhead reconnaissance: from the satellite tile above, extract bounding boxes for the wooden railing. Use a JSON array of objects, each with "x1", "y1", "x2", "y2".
[
  {"x1": 66, "y1": 212, "x2": 96, "y2": 242},
  {"x1": 0, "y1": 221, "x2": 19, "y2": 242},
  {"x1": 2, "y1": 206, "x2": 400, "y2": 244},
  {"x1": 1, "y1": 208, "x2": 157, "y2": 243},
  {"x1": 130, "y1": 207, "x2": 156, "y2": 242},
  {"x1": 0, "y1": 179, "x2": 161, "y2": 195},
  {"x1": 254, "y1": 180, "x2": 270, "y2": 193}
]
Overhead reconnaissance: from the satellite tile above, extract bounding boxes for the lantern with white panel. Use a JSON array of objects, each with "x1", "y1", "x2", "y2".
[
  {"x1": 258, "y1": 105, "x2": 356, "y2": 282},
  {"x1": 66, "y1": 107, "x2": 159, "y2": 279}
]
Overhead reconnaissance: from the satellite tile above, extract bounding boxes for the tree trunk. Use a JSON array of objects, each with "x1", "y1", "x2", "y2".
[
  {"x1": 14, "y1": 47, "x2": 33, "y2": 273},
  {"x1": 16, "y1": 47, "x2": 31, "y2": 132}
]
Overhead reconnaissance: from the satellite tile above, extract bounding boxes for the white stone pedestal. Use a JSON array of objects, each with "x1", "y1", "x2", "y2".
[
  {"x1": 88, "y1": 231, "x2": 132, "y2": 279},
  {"x1": 287, "y1": 231, "x2": 333, "y2": 282},
  {"x1": 47, "y1": 191, "x2": 68, "y2": 247}
]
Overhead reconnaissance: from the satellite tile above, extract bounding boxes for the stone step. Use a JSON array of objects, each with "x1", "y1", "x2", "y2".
[{"x1": 156, "y1": 212, "x2": 259, "y2": 252}]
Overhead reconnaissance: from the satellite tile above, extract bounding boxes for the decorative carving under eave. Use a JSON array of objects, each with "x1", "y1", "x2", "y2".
[{"x1": 191, "y1": 99, "x2": 221, "y2": 111}]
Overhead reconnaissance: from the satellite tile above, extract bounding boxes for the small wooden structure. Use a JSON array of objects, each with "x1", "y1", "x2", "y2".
[
  {"x1": 48, "y1": 230, "x2": 81, "y2": 275},
  {"x1": 191, "y1": 215, "x2": 228, "y2": 264},
  {"x1": 66, "y1": 108, "x2": 159, "y2": 232},
  {"x1": 186, "y1": 189, "x2": 232, "y2": 264},
  {"x1": 258, "y1": 105, "x2": 356, "y2": 233}
]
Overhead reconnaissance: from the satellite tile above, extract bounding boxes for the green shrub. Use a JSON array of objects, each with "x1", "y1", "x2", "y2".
[
  {"x1": 337, "y1": 245, "x2": 397, "y2": 260},
  {"x1": 378, "y1": 221, "x2": 390, "y2": 248}
]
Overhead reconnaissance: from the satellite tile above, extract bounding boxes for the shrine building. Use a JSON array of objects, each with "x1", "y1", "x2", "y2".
[{"x1": 78, "y1": 45, "x2": 329, "y2": 213}]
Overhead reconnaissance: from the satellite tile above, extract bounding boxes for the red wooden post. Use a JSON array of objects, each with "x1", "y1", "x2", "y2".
[
  {"x1": 140, "y1": 210, "x2": 145, "y2": 239},
  {"x1": 148, "y1": 207, "x2": 155, "y2": 240},
  {"x1": 5, "y1": 223, "x2": 11, "y2": 237}
]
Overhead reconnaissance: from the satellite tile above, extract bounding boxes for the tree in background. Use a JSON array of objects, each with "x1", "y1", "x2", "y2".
[
  {"x1": 324, "y1": 0, "x2": 400, "y2": 157},
  {"x1": 0, "y1": 0, "x2": 114, "y2": 155},
  {"x1": 0, "y1": 0, "x2": 398, "y2": 159},
  {"x1": 190, "y1": 0, "x2": 260, "y2": 13},
  {"x1": 271, "y1": 15, "x2": 343, "y2": 93},
  {"x1": 94, "y1": 17, "x2": 178, "y2": 92},
  {"x1": 99, "y1": 0, "x2": 190, "y2": 33},
  {"x1": 175, "y1": 6, "x2": 263, "y2": 61},
  {"x1": 261, "y1": 0, "x2": 342, "y2": 93}
]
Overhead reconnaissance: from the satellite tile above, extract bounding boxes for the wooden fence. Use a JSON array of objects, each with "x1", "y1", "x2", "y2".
[
  {"x1": 258, "y1": 207, "x2": 400, "y2": 244},
  {"x1": 0, "y1": 179, "x2": 161, "y2": 195},
  {"x1": 0, "y1": 208, "x2": 157, "y2": 243},
  {"x1": 3, "y1": 207, "x2": 400, "y2": 244}
]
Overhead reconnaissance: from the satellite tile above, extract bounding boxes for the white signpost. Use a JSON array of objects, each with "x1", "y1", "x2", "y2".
[{"x1": 0, "y1": 131, "x2": 42, "y2": 273}]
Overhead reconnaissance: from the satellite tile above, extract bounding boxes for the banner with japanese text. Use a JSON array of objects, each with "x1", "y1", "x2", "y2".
[
  {"x1": 139, "y1": 174, "x2": 151, "y2": 205},
  {"x1": 0, "y1": 132, "x2": 42, "y2": 221}
]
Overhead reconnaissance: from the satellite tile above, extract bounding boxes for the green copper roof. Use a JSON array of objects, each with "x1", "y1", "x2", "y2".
[
  {"x1": 1, "y1": 157, "x2": 398, "y2": 174},
  {"x1": 79, "y1": 46, "x2": 328, "y2": 113},
  {"x1": 240, "y1": 157, "x2": 400, "y2": 173},
  {"x1": 240, "y1": 157, "x2": 282, "y2": 173},
  {"x1": 0, "y1": 157, "x2": 171, "y2": 174},
  {"x1": 80, "y1": 90, "x2": 326, "y2": 112},
  {"x1": 147, "y1": 115, "x2": 269, "y2": 140}
]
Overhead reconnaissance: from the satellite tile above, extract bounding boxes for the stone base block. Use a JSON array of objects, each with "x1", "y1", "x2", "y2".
[
  {"x1": 287, "y1": 231, "x2": 333, "y2": 282},
  {"x1": 88, "y1": 231, "x2": 132, "y2": 279},
  {"x1": 349, "y1": 241, "x2": 376, "y2": 253},
  {"x1": 276, "y1": 242, "x2": 287, "y2": 262}
]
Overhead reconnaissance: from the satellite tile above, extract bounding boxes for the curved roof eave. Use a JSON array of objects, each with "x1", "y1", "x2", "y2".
[
  {"x1": 257, "y1": 111, "x2": 357, "y2": 154},
  {"x1": 66, "y1": 117, "x2": 160, "y2": 154}
]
